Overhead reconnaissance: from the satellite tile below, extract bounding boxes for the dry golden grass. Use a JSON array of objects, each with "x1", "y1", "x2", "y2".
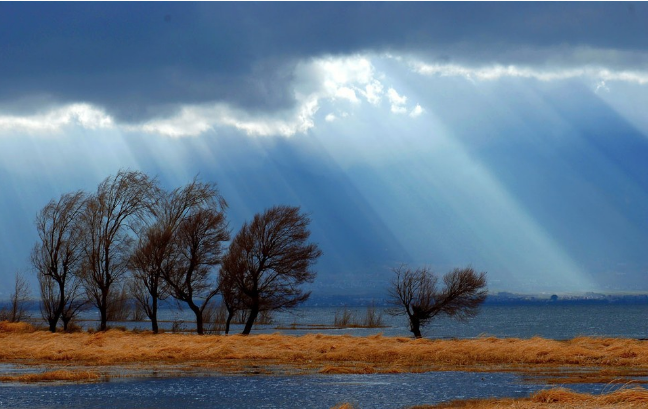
[
  {"x1": 412, "y1": 386, "x2": 648, "y2": 408},
  {"x1": 2, "y1": 322, "x2": 648, "y2": 379},
  {"x1": 0, "y1": 369, "x2": 101, "y2": 383}
]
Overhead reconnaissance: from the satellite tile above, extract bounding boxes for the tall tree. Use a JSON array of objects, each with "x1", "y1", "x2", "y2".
[
  {"x1": 221, "y1": 205, "x2": 321, "y2": 335},
  {"x1": 389, "y1": 265, "x2": 487, "y2": 338},
  {"x1": 79, "y1": 170, "x2": 158, "y2": 331},
  {"x1": 31, "y1": 191, "x2": 86, "y2": 332},
  {"x1": 131, "y1": 179, "x2": 225, "y2": 334},
  {"x1": 159, "y1": 181, "x2": 229, "y2": 335}
]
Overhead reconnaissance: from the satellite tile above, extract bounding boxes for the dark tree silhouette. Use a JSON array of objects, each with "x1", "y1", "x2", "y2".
[
  {"x1": 221, "y1": 205, "x2": 321, "y2": 335},
  {"x1": 79, "y1": 170, "x2": 159, "y2": 331},
  {"x1": 217, "y1": 267, "x2": 244, "y2": 335},
  {"x1": 159, "y1": 181, "x2": 229, "y2": 335},
  {"x1": 389, "y1": 265, "x2": 487, "y2": 338},
  {"x1": 0, "y1": 272, "x2": 30, "y2": 323},
  {"x1": 31, "y1": 191, "x2": 86, "y2": 332}
]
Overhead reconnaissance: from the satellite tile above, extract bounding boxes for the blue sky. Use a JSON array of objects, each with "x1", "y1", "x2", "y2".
[{"x1": 1, "y1": 2, "x2": 648, "y2": 297}]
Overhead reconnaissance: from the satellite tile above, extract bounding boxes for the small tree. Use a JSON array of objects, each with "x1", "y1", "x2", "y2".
[
  {"x1": 221, "y1": 205, "x2": 321, "y2": 335},
  {"x1": 0, "y1": 272, "x2": 30, "y2": 322},
  {"x1": 389, "y1": 265, "x2": 487, "y2": 338}
]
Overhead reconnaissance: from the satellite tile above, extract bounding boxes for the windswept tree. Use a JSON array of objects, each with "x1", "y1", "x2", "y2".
[
  {"x1": 217, "y1": 267, "x2": 244, "y2": 335},
  {"x1": 131, "y1": 179, "x2": 225, "y2": 334},
  {"x1": 39, "y1": 273, "x2": 86, "y2": 331},
  {"x1": 221, "y1": 205, "x2": 322, "y2": 335},
  {"x1": 160, "y1": 182, "x2": 229, "y2": 335},
  {"x1": 79, "y1": 170, "x2": 159, "y2": 331},
  {"x1": 389, "y1": 265, "x2": 487, "y2": 338},
  {"x1": 31, "y1": 191, "x2": 86, "y2": 332}
]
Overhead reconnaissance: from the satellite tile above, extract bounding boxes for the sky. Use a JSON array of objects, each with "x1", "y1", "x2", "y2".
[{"x1": 1, "y1": 2, "x2": 648, "y2": 298}]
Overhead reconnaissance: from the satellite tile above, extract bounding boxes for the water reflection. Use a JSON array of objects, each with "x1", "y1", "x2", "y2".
[{"x1": 0, "y1": 372, "x2": 625, "y2": 409}]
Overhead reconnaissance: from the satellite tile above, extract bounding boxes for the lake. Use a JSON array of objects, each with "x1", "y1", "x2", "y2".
[
  {"x1": 69, "y1": 304, "x2": 648, "y2": 339},
  {"x1": 7, "y1": 304, "x2": 648, "y2": 408},
  {"x1": 0, "y1": 372, "x2": 629, "y2": 409}
]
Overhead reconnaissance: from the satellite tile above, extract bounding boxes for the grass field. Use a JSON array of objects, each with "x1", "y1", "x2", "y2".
[{"x1": 3, "y1": 321, "x2": 648, "y2": 408}]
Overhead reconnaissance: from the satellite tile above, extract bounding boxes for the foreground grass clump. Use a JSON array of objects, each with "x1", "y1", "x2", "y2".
[
  {"x1": 2, "y1": 322, "x2": 648, "y2": 377},
  {"x1": 413, "y1": 386, "x2": 648, "y2": 408},
  {"x1": 0, "y1": 370, "x2": 100, "y2": 383}
]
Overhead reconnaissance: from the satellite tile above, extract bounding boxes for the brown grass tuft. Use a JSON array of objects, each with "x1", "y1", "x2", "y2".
[
  {"x1": 0, "y1": 369, "x2": 101, "y2": 383},
  {"x1": 414, "y1": 386, "x2": 648, "y2": 408},
  {"x1": 0, "y1": 321, "x2": 35, "y2": 333}
]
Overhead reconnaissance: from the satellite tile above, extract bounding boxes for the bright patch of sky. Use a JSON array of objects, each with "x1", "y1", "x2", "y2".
[{"x1": 2, "y1": 3, "x2": 648, "y2": 295}]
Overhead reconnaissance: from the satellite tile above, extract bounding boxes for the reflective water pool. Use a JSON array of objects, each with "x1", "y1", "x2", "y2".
[{"x1": 0, "y1": 371, "x2": 622, "y2": 409}]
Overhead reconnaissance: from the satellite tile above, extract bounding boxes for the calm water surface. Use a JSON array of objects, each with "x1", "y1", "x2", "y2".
[
  {"x1": 0, "y1": 372, "x2": 626, "y2": 409},
  {"x1": 72, "y1": 304, "x2": 648, "y2": 339}
]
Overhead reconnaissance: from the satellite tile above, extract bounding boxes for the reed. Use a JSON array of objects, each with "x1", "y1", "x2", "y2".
[
  {"x1": 0, "y1": 369, "x2": 101, "y2": 383},
  {"x1": 3, "y1": 322, "x2": 648, "y2": 378},
  {"x1": 411, "y1": 386, "x2": 648, "y2": 408}
]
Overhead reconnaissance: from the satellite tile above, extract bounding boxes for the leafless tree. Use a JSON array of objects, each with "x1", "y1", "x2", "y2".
[
  {"x1": 217, "y1": 267, "x2": 244, "y2": 334},
  {"x1": 159, "y1": 181, "x2": 229, "y2": 335},
  {"x1": 79, "y1": 170, "x2": 159, "y2": 331},
  {"x1": 0, "y1": 272, "x2": 30, "y2": 322},
  {"x1": 39, "y1": 273, "x2": 87, "y2": 331},
  {"x1": 129, "y1": 178, "x2": 223, "y2": 333},
  {"x1": 221, "y1": 205, "x2": 321, "y2": 335},
  {"x1": 31, "y1": 191, "x2": 86, "y2": 332},
  {"x1": 389, "y1": 265, "x2": 487, "y2": 338}
]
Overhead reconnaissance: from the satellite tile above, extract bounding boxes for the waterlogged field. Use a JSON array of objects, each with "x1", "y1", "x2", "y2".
[{"x1": 4, "y1": 304, "x2": 648, "y2": 408}]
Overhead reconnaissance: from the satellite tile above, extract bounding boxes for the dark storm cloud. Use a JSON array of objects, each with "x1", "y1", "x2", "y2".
[{"x1": 1, "y1": 2, "x2": 647, "y2": 121}]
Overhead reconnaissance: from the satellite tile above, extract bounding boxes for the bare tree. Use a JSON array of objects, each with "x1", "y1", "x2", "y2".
[
  {"x1": 79, "y1": 170, "x2": 159, "y2": 331},
  {"x1": 31, "y1": 191, "x2": 86, "y2": 332},
  {"x1": 159, "y1": 181, "x2": 229, "y2": 335},
  {"x1": 389, "y1": 265, "x2": 487, "y2": 338},
  {"x1": 130, "y1": 179, "x2": 226, "y2": 334},
  {"x1": 217, "y1": 267, "x2": 244, "y2": 335},
  {"x1": 221, "y1": 205, "x2": 322, "y2": 335},
  {"x1": 0, "y1": 272, "x2": 30, "y2": 322},
  {"x1": 39, "y1": 273, "x2": 87, "y2": 331}
]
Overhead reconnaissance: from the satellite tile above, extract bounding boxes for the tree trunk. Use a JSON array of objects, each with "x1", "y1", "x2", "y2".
[
  {"x1": 225, "y1": 310, "x2": 234, "y2": 335},
  {"x1": 99, "y1": 290, "x2": 108, "y2": 331},
  {"x1": 151, "y1": 296, "x2": 159, "y2": 334},
  {"x1": 51, "y1": 280, "x2": 66, "y2": 332},
  {"x1": 48, "y1": 318, "x2": 58, "y2": 333},
  {"x1": 62, "y1": 315, "x2": 71, "y2": 332},
  {"x1": 242, "y1": 305, "x2": 258, "y2": 335},
  {"x1": 409, "y1": 314, "x2": 422, "y2": 339},
  {"x1": 188, "y1": 303, "x2": 203, "y2": 335}
]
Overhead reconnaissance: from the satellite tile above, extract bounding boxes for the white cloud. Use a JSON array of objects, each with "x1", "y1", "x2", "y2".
[
  {"x1": 335, "y1": 87, "x2": 360, "y2": 103},
  {"x1": 409, "y1": 104, "x2": 424, "y2": 118},
  {"x1": 411, "y1": 61, "x2": 648, "y2": 85},
  {"x1": 0, "y1": 55, "x2": 411, "y2": 138},
  {"x1": 387, "y1": 88, "x2": 408, "y2": 114},
  {"x1": 0, "y1": 103, "x2": 113, "y2": 134}
]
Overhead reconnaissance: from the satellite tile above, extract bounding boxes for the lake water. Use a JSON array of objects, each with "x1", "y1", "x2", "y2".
[
  {"x1": 0, "y1": 372, "x2": 629, "y2": 409},
  {"x1": 7, "y1": 304, "x2": 648, "y2": 408},
  {"x1": 71, "y1": 304, "x2": 648, "y2": 339}
]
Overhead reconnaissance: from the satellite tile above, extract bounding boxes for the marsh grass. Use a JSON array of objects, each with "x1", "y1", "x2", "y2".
[
  {"x1": 413, "y1": 386, "x2": 648, "y2": 408},
  {"x1": 333, "y1": 305, "x2": 385, "y2": 328},
  {"x1": 0, "y1": 369, "x2": 101, "y2": 383},
  {"x1": 3, "y1": 322, "x2": 648, "y2": 379}
]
